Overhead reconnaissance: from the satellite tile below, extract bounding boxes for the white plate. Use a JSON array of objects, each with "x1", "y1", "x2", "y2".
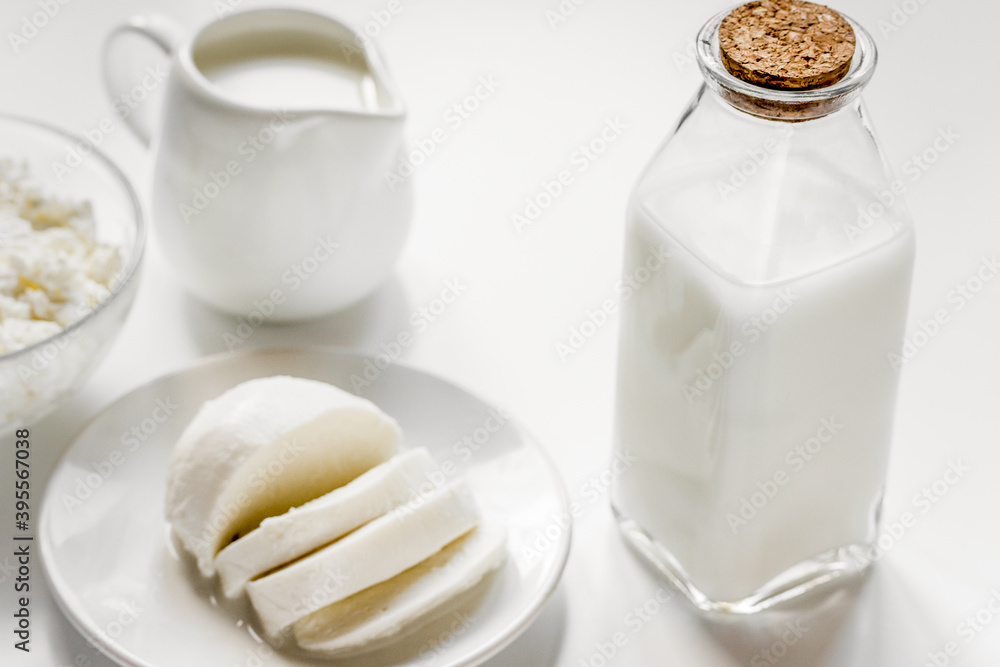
[{"x1": 40, "y1": 347, "x2": 571, "y2": 667}]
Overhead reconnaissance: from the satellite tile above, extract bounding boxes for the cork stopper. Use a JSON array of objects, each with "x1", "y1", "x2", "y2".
[{"x1": 719, "y1": 0, "x2": 855, "y2": 91}]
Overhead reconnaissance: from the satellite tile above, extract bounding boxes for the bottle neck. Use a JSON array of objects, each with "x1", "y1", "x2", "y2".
[{"x1": 695, "y1": 8, "x2": 877, "y2": 122}]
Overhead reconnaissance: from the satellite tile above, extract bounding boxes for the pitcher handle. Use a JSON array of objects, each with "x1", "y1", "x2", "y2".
[{"x1": 101, "y1": 14, "x2": 184, "y2": 147}]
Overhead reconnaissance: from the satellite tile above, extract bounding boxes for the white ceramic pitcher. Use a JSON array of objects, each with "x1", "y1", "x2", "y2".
[{"x1": 103, "y1": 8, "x2": 411, "y2": 320}]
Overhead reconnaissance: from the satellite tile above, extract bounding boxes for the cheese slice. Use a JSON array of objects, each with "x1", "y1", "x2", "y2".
[
  {"x1": 246, "y1": 481, "x2": 480, "y2": 637},
  {"x1": 165, "y1": 376, "x2": 399, "y2": 576},
  {"x1": 215, "y1": 447, "x2": 439, "y2": 598},
  {"x1": 294, "y1": 524, "x2": 507, "y2": 654}
]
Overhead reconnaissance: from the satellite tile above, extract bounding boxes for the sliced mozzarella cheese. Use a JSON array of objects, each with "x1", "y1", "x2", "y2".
[
  {"x1": 246, "y1": 481, "x2": 480, "y2": 637},
  {"x1": 294, "y1": 524, "x2": 507, "y2": 654},
  {"x1": 165, "y1": 376, "x2": 399, "y2": 576},
  {"x1": 215, "y1": 447, "x2": 439, "y2": 598}
]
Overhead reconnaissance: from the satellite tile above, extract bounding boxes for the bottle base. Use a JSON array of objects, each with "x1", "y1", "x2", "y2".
[{"x1": 613, "y1": 507, "x2": 874, "y2": 614}]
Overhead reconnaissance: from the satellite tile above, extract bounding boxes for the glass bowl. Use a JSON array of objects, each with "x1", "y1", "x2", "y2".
[{"x1": 0, "y1": 113, "x2": 145, "y2": 434}]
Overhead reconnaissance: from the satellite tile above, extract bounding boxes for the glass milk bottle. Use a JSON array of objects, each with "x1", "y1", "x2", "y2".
[{"x1": 611, "y1": 0, "x2": 915, "y2": 613}]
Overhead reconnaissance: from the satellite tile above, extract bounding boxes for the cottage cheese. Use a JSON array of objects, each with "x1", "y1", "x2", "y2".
[{"x1": 0, "y1": 161, "x2": 123, "y2": 355}]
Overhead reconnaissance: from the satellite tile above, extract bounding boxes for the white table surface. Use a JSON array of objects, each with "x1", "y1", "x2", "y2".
[{"x1": 2, "y1": 0, "x2": 999, "y2": 665}]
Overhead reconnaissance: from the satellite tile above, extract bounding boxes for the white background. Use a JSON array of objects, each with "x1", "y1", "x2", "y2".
[{"x1": 2, "y1": 0, "x2": 999, "y2": 665}]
